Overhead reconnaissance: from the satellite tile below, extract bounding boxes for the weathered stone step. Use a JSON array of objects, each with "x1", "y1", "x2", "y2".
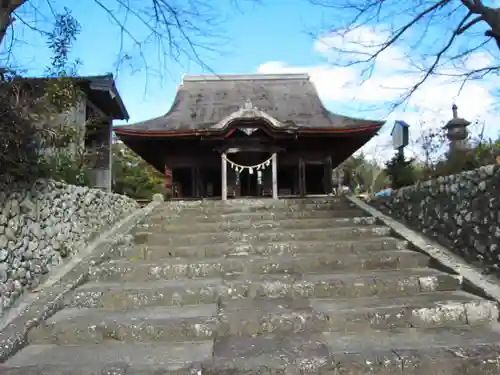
[
  {"x1": 166, "y1": 197, "x2": 348, "y2": 208},
  {"x1": 314, "y1": 292, "x2": 499, "y2": 330},
  {"x1": 121, "y1": 237, "x2": 409, "y2": 260},
  {"x1": 28, "y1": 292, "x2": 498, "y2": 346},
  {"x1": 3, "y1": 341, "x2": 213, "y2": 374},
  {"x1": 68, "y1": 278, "x2": 224, "y2": 309},
  {"x1": 79, "y1": 268, "x2": 461, "y2": 309},
  {"x1": 7, "y1": 326, "x2": 500, "y2": 375},
  {"x1": 90, "y1": 250, "x2": 429, "y2": 282},
  {"x1": 28, "y1": 304, "x2": 218, "y2": 344},
  {"x1": 5, "y1": 337, "x2": 500, "y2": 375},
  {"x1": 142, "y1": 216, "x2": 377, "y2": 235},
  {"x1": 149, "y1": 207, "x2": 367, "y2": 222},
  {"x1": 133, "y1": 225, "x2": 392, "y2": 247},
  {"x1": 252, "y1": 268, "x2": 462, "y2": 299},
  {"x1": 155, "y1": 198, "x2": 357, "y2": 215},
  {"x1": 207, "y1": 327, "x2": 500, "y2": 375},
  {"x1": 217, "y1": 293, "x2": 498, "y2": 337}
]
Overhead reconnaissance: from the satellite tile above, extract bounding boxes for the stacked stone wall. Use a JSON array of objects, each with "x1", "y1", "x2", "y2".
[
  {"x1": 0, "y1": 180, "x2": 138, "y2": 314},
  {"x1": 371, "y1": 164, "x2": 500, "y2": 273}
]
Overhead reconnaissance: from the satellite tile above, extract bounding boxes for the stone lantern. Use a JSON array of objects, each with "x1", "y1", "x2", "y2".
[{"x1": 443, "y1": 104, "x2": 471, "y2": 153}]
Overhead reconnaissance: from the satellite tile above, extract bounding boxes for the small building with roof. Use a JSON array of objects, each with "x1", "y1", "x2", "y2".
[
  {"x1": 16, "y1": 74, "x2": 128, "y2": 191},
  {"x1": 114, "y1": 73, "x2": 384, "y2": 199}
]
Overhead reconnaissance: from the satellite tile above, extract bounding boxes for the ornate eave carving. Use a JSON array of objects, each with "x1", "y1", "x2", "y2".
[
  {"x1": 240, "y1": 128, "x2": 258, "y2": 136},
  {"x1": 210, "y1": 99, "x2": 285, "y2": 130}
]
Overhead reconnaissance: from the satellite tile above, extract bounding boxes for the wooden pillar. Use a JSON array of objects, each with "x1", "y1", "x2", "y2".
[
  {"x1": 298, "y1": 157, "x2": 306, "y2": 197},
  {"x1": 106, "y1": 121, "x2": 113, "y2": 192},
  {"x1": 191, "y1": 167, "x2": 197, "y2": 198},
  {"x1": 298, "y1": 157, "x2": 302, "y2": 197},
  {"x1": 196, "y1": 166, "x2": 201, "y2": 197},
  {"x1": 272, "y1": 152, "x2": 278, "y2": 199},
  {"x1": 302, "y1": 161, "x2": 307, "y2": 196},
  {"x1": 324, "y1": 156, "x2": 333, "y2": 195},
  {"x1": 196, "y1": 167, "x2": 203, "y2": 197},
  {"x1": 221, "y1": 153, "x2": 227, "y2": 201},
  {"x1": 164, "y1": 165, "x2": 173, "y2": 198},
  {"x1": 235, "y1": 171, "x2": 241, "y2": 197}
]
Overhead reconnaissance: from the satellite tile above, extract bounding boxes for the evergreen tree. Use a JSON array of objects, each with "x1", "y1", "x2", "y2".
[
  {"x1": 111, "y1": 142, "x2": 164, "y2": 199},
  {"x1": 385, "y1": 153, "x2": 416, "y2": 189}
]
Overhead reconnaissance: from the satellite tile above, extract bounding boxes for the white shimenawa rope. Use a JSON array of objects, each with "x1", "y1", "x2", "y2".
[{"x1": 222, "y1": 154, "x2": 273, "y2": 174}]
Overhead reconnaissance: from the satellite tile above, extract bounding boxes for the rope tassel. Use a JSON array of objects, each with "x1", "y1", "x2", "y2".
[{"x1": 222, "y1": 154, "x2": 274, "y2": 173}]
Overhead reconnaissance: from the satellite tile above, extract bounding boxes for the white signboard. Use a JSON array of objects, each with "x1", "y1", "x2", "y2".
[{"x1": 391, "y1": 120, "x2": 409, "y2": 150}]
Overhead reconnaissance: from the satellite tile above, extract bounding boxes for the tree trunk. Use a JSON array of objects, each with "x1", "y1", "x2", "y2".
[
  {"x1": 0, "y1": 0, "x2": 28, "y2": 47},
  {"x1": 0, "y1": 10, "x2": 11, "y2": 47},
  {"x1": 481, "y1": 7, "x2": 500, "y2": 47}
]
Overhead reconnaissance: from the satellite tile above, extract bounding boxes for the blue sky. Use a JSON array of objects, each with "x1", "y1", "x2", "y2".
[
  {"x1": 8, "y1": 0, "x2": 331, "y2": 122},
  {"x1": 5, "y1": 0, "x2": 499, "y2": 161}
]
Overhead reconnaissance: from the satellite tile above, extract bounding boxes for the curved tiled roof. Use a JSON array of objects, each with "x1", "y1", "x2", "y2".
[{"x1": 114, "y1": 73, "x2": 384, "y2": 136}]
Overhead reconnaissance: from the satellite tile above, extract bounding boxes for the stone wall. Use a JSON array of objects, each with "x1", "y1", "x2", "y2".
[
  {"x1": 0, "y1": 180, "x2": 139, "y2": 314},
  {"x1": 371, "y1": 164, "x2": 500, "y2": 273}
]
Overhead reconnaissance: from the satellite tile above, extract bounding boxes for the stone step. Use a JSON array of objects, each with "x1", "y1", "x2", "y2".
[
  {"x1": 317, "y1": 292, "x2": 499, "y2": 329},
  {"x1": 166, "y1": 197, "x2": 348, "y2": 208},
  {"x1": 6, "y1": 197, "x2": 500, "y2": 375},
  {"x1": 28, "y1": 304, "x2": 218, "y2": 345},
  {"x1": 6, "y1": 326, "x2": 500, "y2": 374},
  {"x1": 90, "y1": 250, "x2": 429, "y2": 282},
  {"x1": 120, "y1": 237, "x2": 409, "y2": 260},
  {"x1": 77, "y1": 268, "x2": 461, "y2": 309},
  {"x1": 65, "y1": 279, "x2": 224, "y2": 310},
  {"x1": 154, "y1": 198, "x2": 357, "y2": 215},
  {"x1": 142, "y1": 216, "x2": 377, "y2": 235},
  {"x1": 247, "y1": 268, "x2": 462, "y2": 299},
  {"x1": 208, "y1": 327, "x2": 500, "y2": 375},
  {"x1": 28, "y1": 293, "x2": 498, "y2": 345},
  {"x1": 149, "y1": 207, "x2": 367, "y2": 223},
  {"x1": 68, "y1": 278, "x2": 227, "y2": 309},
  {"x1": 133, "y1": 225, "x2": 392, "y2": 247},
  {"x1": 3, "y1": 341, "x2": 213, "y2": 374},
  {"x1": 217, "y1": 292, "x2": 498, "y2": 337}
]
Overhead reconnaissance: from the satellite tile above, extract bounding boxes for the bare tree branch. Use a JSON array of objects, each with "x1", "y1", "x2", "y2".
[
  {"x1": 0, "y1": 0, "x2": 255, "y2": 79},
  {"x1": 310, "y1": 0, "x2": 500, "y2": 106}
]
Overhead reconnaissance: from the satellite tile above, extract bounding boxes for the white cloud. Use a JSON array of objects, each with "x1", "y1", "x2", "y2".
[
  {"x1": 257, "y1": 26, "x2": 499, "y2": 163},
  {"x1": 313, "y1": 26, "x2": 408, "y2": 71},
  {"x1": 258, "y1": 61, "x2": 356, "y2": 102}
]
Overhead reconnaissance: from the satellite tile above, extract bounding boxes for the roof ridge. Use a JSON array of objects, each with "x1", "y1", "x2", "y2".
[{"x1": 182, "y1": 73, "x2": 310, "y2": 82}]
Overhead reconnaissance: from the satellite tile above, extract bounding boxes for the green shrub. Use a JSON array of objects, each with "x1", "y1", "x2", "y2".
[{"x1": 385, "y1": 153, "x2": 416, "y2": 189}]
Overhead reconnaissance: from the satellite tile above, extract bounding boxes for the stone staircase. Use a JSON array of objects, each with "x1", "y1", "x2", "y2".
[{"x1": 3, "y1": 197, "x2": 500, "y2": 374}]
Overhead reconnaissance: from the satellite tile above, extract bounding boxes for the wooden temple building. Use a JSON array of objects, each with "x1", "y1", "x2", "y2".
[
  {"x1": 114, "y1": 73, "x2": 384, "y2": 199},
  {"x1": 18, "y1": 74, "x2": 128, "y2": 191}
]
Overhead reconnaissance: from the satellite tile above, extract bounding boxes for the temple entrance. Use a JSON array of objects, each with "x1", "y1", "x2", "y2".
[
  {"x1": 278, "y1": 166, "x2": 297, "y2": 196},
  {"x1": 202, "y1": 167, "x2": 222, "y2": 198},
  {"x1": 305, "y1": 164, "x2": 325, "y2": 194},
  {"x1": 171, "y1": 167, "x2": 193, "y2": 198},
  {"x1": 222, "y1": 150, "x2": 275, "y2": 199},
  {"x1": 239, "y1": 169, "x2": 259, "y2": 196}
]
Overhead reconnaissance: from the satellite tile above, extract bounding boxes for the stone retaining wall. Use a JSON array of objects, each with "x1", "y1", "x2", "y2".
[
  {"x1": 370, "y1": 164, "x2": 500, "y2": 273},
  {"x1": 0, "y1": 180, "x2": 139, "y2": 315}
]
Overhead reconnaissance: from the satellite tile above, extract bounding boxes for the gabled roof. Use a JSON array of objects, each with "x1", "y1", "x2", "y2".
[
  {"x1": 114, "y1": 73, "x2": 384, "y2": 137},
  {"x1": 16, "y1": 74, "x2": 129, "y2": 120}
]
